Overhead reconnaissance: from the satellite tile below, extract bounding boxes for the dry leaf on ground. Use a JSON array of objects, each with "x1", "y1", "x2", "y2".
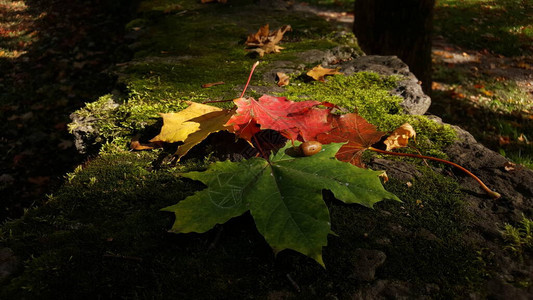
[
  {"x1": 276, "y1": 72, "x2": 290, "y2": 87},
  {"x1": 202, "y1": 81, "x2": 225, "y2": 88},
  {"x1": 306, "y1": 65, "x2": 343, "y2": 82},
  {"x1": 245, "y1": 24, "x2": 291, "y2": 57},
  {"x1": 384, "y1": 123, "x2": 416, "y2": 151},
  {"x1": 503, "y1": 161, "x2": 516, "y2": 172},
  {"x1": 130, "y1": 135, "x2": 156, "y2": 150}
]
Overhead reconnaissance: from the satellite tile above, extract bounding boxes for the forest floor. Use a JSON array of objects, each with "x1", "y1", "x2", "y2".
[
  {"x1": 0, "y1": 0, "x2": 531, "y2": 220},
  {"x1": 0, "y1": 0, "x2": 532, "y2": 298},
  {"x1": 0, "y1": 0, "x2": 134, "y2": 220}
]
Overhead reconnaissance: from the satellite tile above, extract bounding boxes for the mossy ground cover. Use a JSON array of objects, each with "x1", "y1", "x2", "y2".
[
  {"x1": 1, "y1": 152, "x2": 482, "y2": 298},
  {"x1": 2, "y1": 0, "x2": 489, "y2": 298}
]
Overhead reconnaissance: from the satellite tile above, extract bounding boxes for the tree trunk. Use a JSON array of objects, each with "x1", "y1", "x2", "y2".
[{"x1": 353, "y1": 0, "x2": 435, "y2": 95}]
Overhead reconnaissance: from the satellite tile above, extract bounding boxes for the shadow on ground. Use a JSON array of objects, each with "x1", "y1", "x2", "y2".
[{"x1": 0, "y1": 0, "x2": 137, "y2": 221}]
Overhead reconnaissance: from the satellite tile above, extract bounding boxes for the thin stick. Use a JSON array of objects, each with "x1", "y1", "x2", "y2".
[
  {"x1": 368, "y1": 147, "x2": 501, "y2": 199},
  {"x1": 103, "y1": 253, "x2": 143, "y2": 262}
]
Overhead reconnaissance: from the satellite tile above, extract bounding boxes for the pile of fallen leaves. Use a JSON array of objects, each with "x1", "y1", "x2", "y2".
[
  {"x1": 132, "y1": 89, "x2": 429, "y2": 266},
  {"x1": 139, "y1": 95, "x2": 414, "y2": 168},
  {"x1": 131, "y1": 61, "x2": 501, "y2": 266},
  {"x1": 148, "y1": 94, "x2": 403, "y2": 265}
]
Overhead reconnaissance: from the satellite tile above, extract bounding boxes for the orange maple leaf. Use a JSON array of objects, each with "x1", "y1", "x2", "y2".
[{"x1": 316, "y1": 113, "x2": 385, "y2": 167}]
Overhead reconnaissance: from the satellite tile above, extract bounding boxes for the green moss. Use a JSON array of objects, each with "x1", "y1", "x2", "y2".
[
  {"x1": 68, "y1": 93, "x2": 187, "y2": 146},
  {"x1": 1, "y1": 151, "x2": 484, "y2": 299},
  {"x1": 502, "y1": 215, "x2": 533, "y2": 257},
  {"x1": 326, "y1": 168, "x2": 483, "y2": 298}
]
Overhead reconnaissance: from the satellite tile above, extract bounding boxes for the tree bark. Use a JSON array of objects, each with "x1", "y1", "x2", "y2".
[{"x1": 353, "y1": 0, "x2": 435, "y2": 95}]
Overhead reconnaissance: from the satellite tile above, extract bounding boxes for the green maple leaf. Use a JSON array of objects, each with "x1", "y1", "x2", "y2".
[{"x1": 162, "y1": 142, "x2": 399, "y2": 266}]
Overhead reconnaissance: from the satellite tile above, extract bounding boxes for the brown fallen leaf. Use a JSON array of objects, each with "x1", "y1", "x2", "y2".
[
  {"x1": 202, "y1": 81, "x2": 225, "y2": 88},
  {"x1": 498, "y1": 136, "x2": 511, "y2": 146},
  {"x1": 384, "y1": 123, "x2": 416, "y2": 151},
  {"x1": 503, "y1": 161, "x2": 516, "y2": 172},
  {"x1": 378, "y1": 171, "x2": 389, "y2": 183},
  {"x1": 276, "y1": 72, "x2": 290, "y2": 87},
  {"x1": 245, "y1": 24, "x2": 292, "y2": 57},
  {"x1": 130, "y1": 136, "x2": 156, "y2": 151},
  {"x1": 306, "y1": 65, "x2": 343, "y2": 82}
]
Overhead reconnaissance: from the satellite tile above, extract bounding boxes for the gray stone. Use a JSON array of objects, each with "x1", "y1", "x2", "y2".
[
  {"x1": 350, "y1": 249, "x2": 387, "y2": 281},
  {"x1": 297, "y1": 49, "x2": 333, "y2": 64},
  {"x1": 296, "y1": 46, "x2": 360, "y2": 66},
  {"x1": 339, "y1": 55, "x2": 431, "y2": 115},
  {"x1": 70, "y1": 97, "x2": 119, "y2": 154},
  {"x1": 260, "y1": 60, "x2": 300, "y2": 83}
]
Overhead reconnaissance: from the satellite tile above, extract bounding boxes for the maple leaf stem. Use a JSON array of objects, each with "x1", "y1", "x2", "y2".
[
  {"x1": 368, "y1": 147, "x2": 501, "y2": 199},
  {"x1": 252, "y1": 134, "x2": 267, "y2": 159},
  {"x1": 240, "y1": 61, "x2": 259, "y2": 98},
  {"x1": 202, "y1": 61, "x2": 260, "y2": 105}
]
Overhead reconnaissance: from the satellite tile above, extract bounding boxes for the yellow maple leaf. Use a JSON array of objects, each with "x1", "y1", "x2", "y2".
[
  {"x1": 306, "y1": 65, "x2": 343, "y2": 82},
  {"x1": 384, "y1": 123, "x2": 416, "y2": 151},
  {"x1": 150, "y1": 102, "x2": 235, "y2": 160}
]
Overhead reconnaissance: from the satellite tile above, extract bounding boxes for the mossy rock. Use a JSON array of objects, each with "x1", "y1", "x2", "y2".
[
  {"x1": 4, "y1": 0, "x2": 527, "y2": 298},
  {"x1": 1, "y1": 150, "x2": 484, "y2": 299}
]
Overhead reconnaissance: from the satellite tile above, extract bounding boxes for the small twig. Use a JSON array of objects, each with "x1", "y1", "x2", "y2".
[
  {"x1": 202, "y1": 98, "x2": 234, "y2": 104},
  {"x1": 409, "y1": 145, "x2": 430, "y2": 168},
  {"x1": 368, "y1": 147, "x2": 501, "y2": 199},
  {"x1": 202, "y1": 81, "x2": 225, "y2": 88},
  {"x1": 207, "y1": 226, "x2": 224, "y2": 251},
  {"x1": 103, "y1": 253, "x2": 143, "y2": 262},
  {"x1": 286, "y1": 273, "x2": 301, "y2": 293}
]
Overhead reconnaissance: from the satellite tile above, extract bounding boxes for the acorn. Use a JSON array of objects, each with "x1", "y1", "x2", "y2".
[{"x1": 300, "y1": 141, "x2": 322, "y2": 156}]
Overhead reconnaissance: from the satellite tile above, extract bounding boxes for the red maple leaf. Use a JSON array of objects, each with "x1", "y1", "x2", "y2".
[
  {"x1": 226, "y1": 95, "x2": 331, "y2": 142},
  {"x1": 317, "y1": 113, "x2": 385, "y2": 167}
]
